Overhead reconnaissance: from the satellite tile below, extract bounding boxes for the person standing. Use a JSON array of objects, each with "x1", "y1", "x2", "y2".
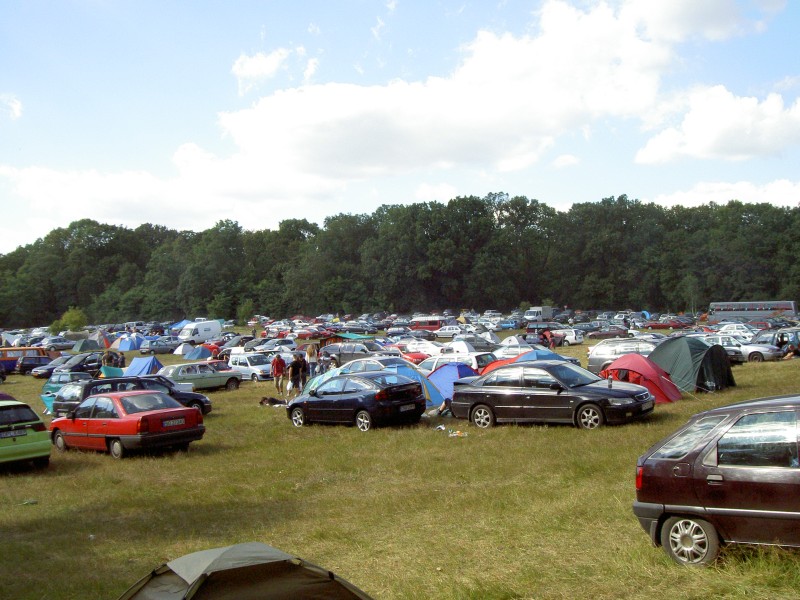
[
  {"x1": 287, "y1": 353, "x2": 304, "y2": 398},
  {"x1": 271, "y1": 352, "x2": 287, "y2": 397},
  {"x1": 305, "y1": 344, "x2": 319, "y2": 377}
]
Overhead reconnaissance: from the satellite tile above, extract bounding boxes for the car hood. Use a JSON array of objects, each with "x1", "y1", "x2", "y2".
[{"x1": 578, "y1": 380, "x2": 649, "y2": 398}]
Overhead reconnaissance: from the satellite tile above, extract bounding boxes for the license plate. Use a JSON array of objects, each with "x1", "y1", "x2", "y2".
[
  {"x1": 0, "y1": 429, "x2": 27, "y2": 438},
  {"x1": 162, "y1": 418, "x2": 185, "y2": 427},
  {"x1": 642, "y1": 401, "x2": 654, "y2": 411},
  {"x1": 400, "y1": 404, "x2": 415, "y2": 412}
]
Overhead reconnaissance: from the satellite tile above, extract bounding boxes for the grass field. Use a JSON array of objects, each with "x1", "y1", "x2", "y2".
[{"x1": 2, "y1": 339, "x2": 800, "y2": 599}]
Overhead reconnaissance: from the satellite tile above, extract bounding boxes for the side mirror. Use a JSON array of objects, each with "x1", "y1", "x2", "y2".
[{"x1": 549, "y1": 382, "x2": 564, "y2": 391}]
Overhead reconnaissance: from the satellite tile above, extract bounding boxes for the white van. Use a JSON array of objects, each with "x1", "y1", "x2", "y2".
[{"x1": 178, "y1": 320, "x2": 222, "y2": 344}]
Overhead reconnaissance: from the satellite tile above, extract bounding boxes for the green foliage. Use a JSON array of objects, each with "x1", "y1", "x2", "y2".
[
  {"x1": 60, "y1": 306, "x2": 88, "y2": 331},
  {"x1": 1, "y1": 194, "x2": 798, "y2": 326}
]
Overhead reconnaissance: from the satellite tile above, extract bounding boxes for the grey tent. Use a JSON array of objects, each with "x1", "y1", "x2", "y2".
[
  {"x1": 73, "y1": 338, "x2": 101, "y2": 352},
  {"x1": 648, "y1": 336, "x2": 736, "y2": 392},
  {"x1": 117, "y1": 542, "x2": 373, "y2": 600}
]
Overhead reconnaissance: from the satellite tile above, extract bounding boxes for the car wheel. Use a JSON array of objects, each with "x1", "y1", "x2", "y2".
[
  {"x1": 189, "y1": 401, "x2": 203, "y2": 412},
  {"x1": 47, "y1": 346, "x2": 56, "y2": 351},
  {"x1": 109, "y1": 438, "x2": 125, "y2": 459},
  {"x1": 331, "y1": 358, "x2": 339, "y2": 368},
  {"x1": 290, "y1": 407, "x2": 305, "y2": 427},
  {"x1": 355, "y1": 410, "x2": 373, "y2": 432},
  {"x1": 576, "y1": 403, "x2": 604, "y2": 429},
  {"x1": 562, "y1": 339, "x2": 570, "y2": 346},
  {"x1": 748, "y1": 352, "x2": 764, "y2": 363},
  {"x1": 471, "y1": 404, "x2": 495, "y2": 428},
  {"x1": 226, "y1": 378, "x2": 240, "y2": 390},
  {"x1": 251, "y1": 373, "x2": 259, "y2": 382},
  {"x1": 661, "y1": 516, "x2": 720, "y2": 566},
  {"x1": 53, "y1": 430, "x2": 67, "y2": 452}
]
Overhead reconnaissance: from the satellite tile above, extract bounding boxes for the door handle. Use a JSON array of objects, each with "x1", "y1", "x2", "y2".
[{"x1": 707, "y1": 474, "x2": 724, "y2": 483}]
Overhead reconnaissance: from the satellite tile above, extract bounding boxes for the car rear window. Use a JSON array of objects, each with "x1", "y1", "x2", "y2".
[
  {"x1": 0, "y1": 405, "x2": 40, "y2": 425},
  {"x1": 650, "y1": 415, "x2": 727, "y2": 460}
]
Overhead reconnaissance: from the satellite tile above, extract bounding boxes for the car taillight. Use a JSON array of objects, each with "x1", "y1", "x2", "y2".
[
  {"x1": 635, "y1": 466, "x2": 643, "y2": 491},
  {"x1": 31, "y1": 422, "x2": 46, "y2": 432},
  {"x1": 138, "y1": 418, "x2": 150, "y2": 434},
  {"x1": 374, "y1": 389, "x2": 388, "y2": 401}
]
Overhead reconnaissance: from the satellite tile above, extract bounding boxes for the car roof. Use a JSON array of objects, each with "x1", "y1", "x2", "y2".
[
  {"x1": 0, "y1": 400, "x2": 29, "y2": 408},
  {"x1": 698, "y1": 395, "x2": 800, "y2": 416}
]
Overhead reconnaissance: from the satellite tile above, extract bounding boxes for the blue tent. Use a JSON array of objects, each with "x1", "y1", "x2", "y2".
[
  {"x1": 184, "y1": 346, "x2": 212, "y2": 360},
  {"x1": 516, "y1": 348, "x2": 562, "y2": 361},
  {"x1": 170, "y1": 319, "x2": 192, "y2": 334},
  {"x1": 125, "y1": 356, "x2": 164, "y2": 376},
  {"x1": 383, "y1": 365, "x2": 444, "y2": 408},
  {"x1": 428, "y1": 363, "x2": 478, "y2": 401}
]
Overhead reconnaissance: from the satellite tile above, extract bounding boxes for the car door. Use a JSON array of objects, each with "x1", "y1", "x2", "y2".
[
  {"x1": 521, "y1": 367, "x2": 573, "y2": 422},
  {"x1": 64, "y1": 398, "x2": 97, "y2": 449},
  {"x1": 476, "y1": 367, "x2": 525, "y2": 421},
  {"x1": 693, "y1": 409, "x2": 800, "y2": 545},
  {"x1": 310, "y1": 378, "x2": 347, "y2": 421},
  {"x1": 85, "y1": 396, "x2": 119, "y2": 450},
  {"x1": 196, "y1": 363, "x2": 223, "y2": 387}
]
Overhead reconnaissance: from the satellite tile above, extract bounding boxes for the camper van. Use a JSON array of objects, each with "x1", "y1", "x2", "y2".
[
  {"x1": 524, "y1": 306, "x2": 555, "y2": 322},
  {"x1": 178, "y1": 320, "x2": 222, "y2": 345}
]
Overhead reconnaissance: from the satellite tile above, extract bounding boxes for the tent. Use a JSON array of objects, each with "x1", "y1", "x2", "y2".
[
  {"x1": 111, "y1": 334, "x2": 146, "y2": 351},
  {"x1": 428, "y1": 362, "x2": 478, "y2": 401},
  {"x1": 598, "y1": 353, "x2": 682, "y2": 404},
  {"x1": 184, "y1": 345, "x2": 212, "y2": 360},
  {"x1": 482, "y1": 348, "x2": 563, "y2": 374},
  {"x1": 117, "y1": 541, "x2": 373, "y2": 600},
  {"x1": 383, "y1": 364, "x2": 444, "y2": 408},
  {"x1": 648, "y1": 336, "x2": 736, "y2": 392},
  {"x1": 73, "y1": 339, "x2": 101, "y2": 352},
  {"x1": 169, "y1": 319, "x2": 193, "y2": 334},
  {"x1": 174, "y1": 342, "x2": 195, "y2": 355},
  {"x1": 99, "y1": 366, "x2": 125, "y2": 378},
  {"x1": 125, "y1": 356, "x2": 164, "y2": 376},
  {"x1": 89, "y1": 330, "x2": 112, "y2": 349}
]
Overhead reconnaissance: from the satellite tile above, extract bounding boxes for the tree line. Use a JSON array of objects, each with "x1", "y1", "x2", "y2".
[{"x1": 0, "y1": 193, "x2": 798, "y2": 328}]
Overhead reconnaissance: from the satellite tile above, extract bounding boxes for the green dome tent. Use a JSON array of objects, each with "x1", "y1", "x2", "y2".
[
  {"x1": 117, "y1": 542, "x2": 373, "y2": 600},
  {"x1": 648, "y1": 336, "x2": 735, "y2": 392}
]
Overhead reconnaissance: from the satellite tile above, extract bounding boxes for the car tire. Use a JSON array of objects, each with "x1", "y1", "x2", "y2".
[
  {"x1": 225, "y1": 378, "x2": 240, "y2": 390},
  {"x1": 470, "y1": 404, "x2": 495, "y2": 428},
  {"x1": 355, "y1": 410, "x2": 373, "y2": 432},
  {"x1": 576, "y1": 403, "x2": 604, "y2": 429},
  {"x1": 251, "y1": 373, "x2": 259, "y2": 382},
  {"x1": 189, "y1": 401, "x2": 203, "y2": 412},
  {"x1": 562, "y1": 339, "x2": 570, "y2": 346},
  {"x1": 48, "y1": 346, "x2": 56, "y2": 351},
  {"x1": 748, "y1": 352, "x2": 764, "y2": 363},
  {"x1": 291, "y1": 407, "x2": 305, "y2": 427},
  {"x1": 109, "y1": 438, "x2": 125, "y2": 459},
  {"x1": 330, "y1": 358, "x2": 339, "y2": 368},
  {"x1": 661, "y1": 516, "x2": 720, "y2": 566},
  {"x1": 53, "y1": 430, "x2": 67, "y2": 452}
]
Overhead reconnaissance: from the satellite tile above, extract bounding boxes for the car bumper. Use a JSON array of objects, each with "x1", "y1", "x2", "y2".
[
  {"x1": 604, "y1": 401, "x2": 654, "y2": 425},
  {"x1": 0, "y1": 433, "x2": 52, "y2": 464},
  {"x1": 119, "y1": 426, "x2": 205, "y2": 450},
  {"x1": 632, "y1": 501, "x2": 664, "y2": 545}
]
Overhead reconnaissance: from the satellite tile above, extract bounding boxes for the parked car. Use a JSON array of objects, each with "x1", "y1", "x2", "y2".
[
  {"x1": 158, "y1": 362, "x2": 242, "y2": 391},
  {"x1": 450, "y1": 360, "x2": 654, "y2": 429},
  {"x1": 633, "y1": 395, "x2": 800, "y2": 566},
  {"x1": 702, "y1": 334, "x2": 782, "y2": 363},
  {"x1": 37, "y1": 336, "x2": 76, "y2": 351},
  {"x1": 50, "y1": 390, "x2": 205, "y2": 458},
  {"x1": 15, "y1": 355, "x2": 54, "y2": 375},
  {"x1": 53, "y1": 351, "x2": 109, "y2": 377},
  {"x1": 714, "y1": 323, "x2": 757, "y2": 341},
  {"x1": 140, "y1": 339, "x2": 180, "y2": 355},
  {"x1": 50, "y1": 375, "x2": 213, "y2": 417},
  {"x1": 750, "y1": 327, "x2": 800, "y2": 351},
  {"x1": 586, "y1": 339, "x2": 658, "y2": 374},
  {"x1": 320, "y1": 342, "x2": 397, "y2": 368},
  {"x1": 228, "y1": 352, "x2": 272, "y2": 381},
  {"x1": 31, "y1": 354, "x2": 73, "y2": 379},
  {"x1": 338, "y1": 356, "x2": 417, "y2": 374},
  {"x1": 287, "y1": 371, "x2": 426, "y2": 431},
  {"x1": 586, "y1": 325, "x2": 630, "y2": 340},
  {"x1": 644, "y1": 319, "x2": 691, "y2": 330},
  {"x1": 433, "y1": 325, "x2": 464, "y2": 338},
  {"x1": 0, "y1": 399, "x2": 51, "y2": 468},
  {"x1": 416, "y1": 352, "x2": 495, "y2": 375}
]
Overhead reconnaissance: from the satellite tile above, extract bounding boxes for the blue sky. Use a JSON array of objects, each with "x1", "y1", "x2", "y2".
[{"x1": 1, "y1": 0, "x2": 798, "y2": 254}]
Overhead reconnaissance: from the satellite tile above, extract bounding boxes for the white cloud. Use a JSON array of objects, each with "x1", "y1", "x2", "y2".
[
  {"x1": 303, "y1": 58, "x2": 319, "y2": 83},
  {"x1": 371, "y1": 17, "x2": 386, "y2": 40},
  {"x1": 647, "y1": 178, "x2": 800, "y2": 207},
  {"x1": 386, "y1": 0, "x2": 397, "y2": 13},
  {"x1": 232, "y1": 49, "x2": 291, "y2": 95},
  {"x1": 1, "y1": 94, "x2": 22, "y2": 120},
  {"x1": 308, "y1": 22, "x2": 321, "y2": 35},
  {"x1": 622, "y1": 0, "x2": 745, "y2": 42},
  {"x1": 415, "y1": 182, "x2": 459, "y2": 202},
  {"x1": 552, "y1": 154, "x2": 579, "y2": 168},
  {"x1": 636, "y1": 85, "x2": 800, "y2": 163}
]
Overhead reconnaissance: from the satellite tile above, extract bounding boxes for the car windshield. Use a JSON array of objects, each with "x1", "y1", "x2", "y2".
[
  {"x1": 549, "y1": 363, "x2": 601, "y2": 387},
  {"x1": 247, "y1": 354, "x2": 269, "y2": 365},
  {"x1": 0, "y1": 404, "x2": 39, "y2": 425},
  {"x1": 651, "y1": 415, "x2": 727, "y2": 460},
  {"x1": 62, "y1": 354, "x2": 89, "y2": 367},
  {"x1": 369, "y1": 374, "x2": 414, "y2": 387}
]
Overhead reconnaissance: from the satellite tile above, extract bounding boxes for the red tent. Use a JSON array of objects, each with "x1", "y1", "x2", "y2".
[{"x1": 599, "y1": 353, "x2": 682, "y2": 404}]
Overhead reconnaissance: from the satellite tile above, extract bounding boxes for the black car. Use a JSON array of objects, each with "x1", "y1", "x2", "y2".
[
  {"x1": 320, "y1": 341, "x2": 397, "y2": 368},
  {"x1": 634, "y1": 395, "x2": 800, "y2": 566},
  {"x1": 139, "y1": 339, "x2": 179, "y2": 355},
  {"x1": 287, "y1": 372, "x2": 425, "y2": 431},
  {"x1": 30, "y1": 354, "x2": 73, "y2": 378},
  {"x1": 51, "y1": 375, "x2": 213, "y2": 417},
  {"x1": 450, "y1": 360, "x2": 654, "y2": 429},
  {"x1": 15, "y1": 355, "x2": 54, "y2": 375},
  {"x1": 408, "y1": 329, "x2": 437, "y2": 341},
  {"x1": 53, "y1": 352, "x2": 107, "y2": 377}
]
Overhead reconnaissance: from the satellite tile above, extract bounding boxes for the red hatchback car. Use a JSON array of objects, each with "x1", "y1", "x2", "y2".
[
  {"x1": 49, "y1": 390, "x2": 205, "y2": 458},
  {"x1": 634, "y1": 395, "x2": 800, "y2": 565}
]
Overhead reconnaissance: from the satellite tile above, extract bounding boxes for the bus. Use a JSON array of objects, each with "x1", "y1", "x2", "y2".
[
  {"x1": 0, "y1": 346, "x2": 54, "y2": 372},
  {"x1": 409, "y1": 315, "x2": 454, "y2": 331},
  {"x1": 707, "y1": 301, "x2": 797, "y2": 324}
]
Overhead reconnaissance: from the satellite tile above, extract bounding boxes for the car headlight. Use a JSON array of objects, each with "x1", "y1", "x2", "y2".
[{"x1": 607, "y1": 397, "x2": 635, "y2": 406}]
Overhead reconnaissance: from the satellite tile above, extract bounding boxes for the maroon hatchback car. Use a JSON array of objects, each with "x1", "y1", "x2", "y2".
[{"x1": 633, "y1": 395, "x2": 800, "y2": 565}]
